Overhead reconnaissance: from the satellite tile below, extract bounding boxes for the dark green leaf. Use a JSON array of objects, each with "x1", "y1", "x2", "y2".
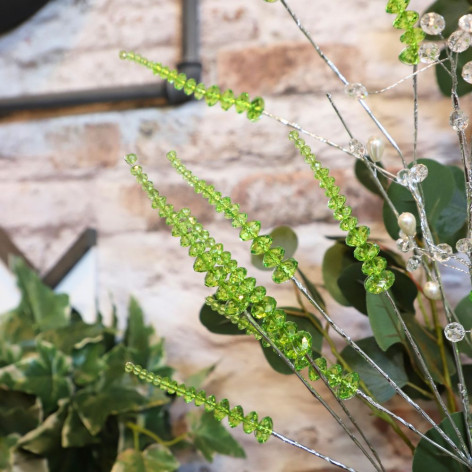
[
  {"x1": 12, "y1": 258, "x2": 70, "y2": 332},
  {"x1": 62, "y1": 403, "x2": 100, "y2": 448},
  {"x1": 124, "y1": 297, "x2": 153, "y2": 366},
  {"x1": 383, "y1": 159, "x2": 455, "y2": 242},
  {"x1": 389, "y1": 269, "x2": 418, "y2": 314},
  {"x1": 322, "y1": 242, "x2": 356, "y2": 306},
  {"x1": 72, "y1": 341, "x2": 106, "y2": 386},
  {"x1": 251, "y1": 226, "x2": 298, "y2": 271},
  {"x1": 259, "y1": 308, "x2": 323, "y2": 375},
  {"x1": 0, "y1": 434, "x2": 20, "y2": 471},
  {"x1": 186, "y1": 364, "x2": 217, "y2": 389},
  {"x1": 297, "y1": 268, "x2": 326, "y2": 311},
  {"x1": 190, "y1": 411, "x2": 245, "y2": 462},
  {"x1": 337, "y1": 263, "x2": 367, "y2": 314},
  {"x1": 0, "y1": 341, "x2": 72, "y2": 414},
  {"x1": 453, "y1": 295, "x2": 472, "y2": 356},
  {"x1": 111, "y1": 445, "x2": 179, "y2": 472},
  {"x1": 341, "y1": 338, "x2": 408, "y2": 402},
  {"x1": 199, "y1": 304, "x2": 244, "y2": 336},
  {"x1": 413, "y1": 412, "x2": 469, "y2": 471},
  {"x1": 354, "y1": 159, "x2": 389, "y2": 197},
  {"x1": 0, "y1": 389, "x2": 41, "y2": 436}
]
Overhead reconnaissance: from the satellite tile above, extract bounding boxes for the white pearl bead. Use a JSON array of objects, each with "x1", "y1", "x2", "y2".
[
  {"x1": 423, "y1": 281, "x2": 441, "y2": 300},
  {"x1": 367, "y1": 136, "x2": 385, "y2": 162},
  {"x1": 397, "y1": 212, "x2": 416, "y2": 236}
]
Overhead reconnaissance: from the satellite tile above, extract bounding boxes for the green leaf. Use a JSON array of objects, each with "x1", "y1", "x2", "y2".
[
  {"x1": 72, "y1": 340, "x2": 106, "y2": 386},
  {"x1": 0, "y1": 434, "x2": 20, "y2": 471},
  {"x1": 337, "y1": 263, "x2": 367, "y2": 314},
  {"x1": 186, "y1": 364, "x2": 217, "y2": 389},
  {"x1": 0, "y1": 309, "x2": 35, "y2": 352},
  {"x1": 453, "y1": 295, "x2": 472, "y2": 356},
  {"x1": 61, "y1": 403, "x2": 100, "y2": 448},
  {"x1": 17, "y1": 400, "x2": 68, "y2": 455},
  {"x1": 389, "y1": 269, "x2": 418, "y2": 314},
  {"x1": 297, "y1": 268, "x2": 326, "y2": 312},
  {"x1": 412, "y1": 412, "x2": 469, "y2": 471},
  {"x1": 366, "y1": 292, "x2": 406, "y2": 351},
  {"x1": 322, "y1": 242, "x2": 357, "y2": 306},
  {"x1": 382, "y1": 159, "x2": 455, "y2": 242},
  {"x1": 0, "y1": 388, "x2": 41, "y2": 436},
  {"x1": 354, "y1": 159, "x2": 389, "y2": 197},
  {"x1": 0, "y1": 341, "x2": 72, "y2": 414},
  {"x1": 124, "y1": 297, "x2": 153, "y2": 366},
  {"x1": 199, "y1": 304, "x2": 245, "y2": 335},
  {"x1": 251, "y1": 226, "x2": 298, "y2": 271},
  {"x1": 111, "y1": 445, "x2": 179, "y2": 472},
  {"x1": 12, "y1": 258, "x2": 70, "y2": 332},
  {"x1": 341, "y1": 338, "x2": 408, "y2": 402},
  {"x1": 404, "y1": 317, "x2": 456, "y2": 384},
  {"x1": 190, "y1": 411, "x2": 246, "y2": 462}
]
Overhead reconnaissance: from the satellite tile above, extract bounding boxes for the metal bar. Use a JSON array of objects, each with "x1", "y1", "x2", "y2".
[{"x1": 41, "y1": 228, "x2": 97, "y2": 288}]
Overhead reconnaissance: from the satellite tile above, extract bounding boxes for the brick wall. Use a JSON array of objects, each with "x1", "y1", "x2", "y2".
[{"x1": 0, "y1": 0, "x2": 461, "y2": 470}]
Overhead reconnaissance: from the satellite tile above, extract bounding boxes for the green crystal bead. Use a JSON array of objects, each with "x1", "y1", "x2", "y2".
[
  {"x1": 194, "y1": 390, "x2": 206, "y2": 406},
  {"x1": 386, "y1": 0, "x2": 409, "y2": 14},
  {"x1": 294, "y1": 356, "x2": 310, "y2": 371},
  {"x1": 288, "y1": 130, "x2": 299, "y2": 142},
  {"x1": 251, "y1": 235, "x2": 273, "y2": 255},
  {"x1": 251, "y1": 296, "x2": 276, "y2": 319},
  {"x1": 345, "y1": 226, "x2": 370, "y2": 247},
  {"x1": 205, "y1": 85, "x2": 221, "y2": 106},
  {"x1": 284, "y1": 330, "x2": 312, "y2": 360},
  {"x1": 339, "y1": 216, "x2": 358, "y2": 231},
  {"x1": 328, "y1": 195, "x2": 347, "y2": 210},
  {"x1": 326, "y1": 364, "x2": 343, "y2": 388},
  {"x1": 235, "y1": 92, "x2": 251, "y2": 113},
  {"x1": 399, "y1": 46, "x2": 419, "y2": 65},
  {"x1": 338, "y1": 372, "x2": 360, "y2": 400},
  {"x1": 365, "y1": 270, "x2": 395, "y2": 294},
  {"x1": 315, "y1": 356, "x2": 328, "y2": 375},
  {"x1": 308, "y1": 365, "x2": 320, "y2": 381},
  {"x1": 334, "y1": 206, "x2": 352, "y2": 221},
  {"x1": 214, "y1": 399, "x2": 230, "y2": 421},
  {"x1": 166, "y1": 379, "x2": 178, "y2": 394},
  {"x1": 240, "y1": 277, "x2": 256, "y2": 294},
  {"x1": 204, "y1": 394, "x2": 217, "y2": 412},
  {"x1": 393, "y1": 10, "x2": 419, "y2": 29},
  {"x1": 193, "y1": 252, "x2": 214, "y2": 272},
  {"x1": 220, "y1": 89, "x2": 235, "y2": 111},
  {"x1": 400, "y1": 27, "x2": 425, "y2": 44},
  {"x1": 361, "y1": 256, "x2": 387, "y2": 276},
  {"x1": 215, "y1": 196, "x2": 231, "y2": 212},
  {"x1": 194, "y1": 83, "x2": 206, "y2": 100},
  {"x1": 264, "y1": 0, "x2": 278, "y2": 2},
  {"x1": 228, "y1": 406, "x2": 244, "y2": 428},
  {"x1": 247, "y1": 97, "x2": 265, "y2": 121},
  {"x1": 354, "y1": 242, "x2": 380, "y2": 262},
  {"x1": 125, "y1": 153, "x2": 137, "y2": 165},
  {"x1": 325, "y1": 185, "x2": 340, "y2": 198},
  {"x1": 263, "y1": 247, "x2": 285, "y2": 268},
  {"x1": 255, "y1": 417, "x2": 273, "y2": 443},
  {"x1": 204, "y1": 271, "x2": 219, "y2": 287},
  {"x1": 243, "y1": 412, "x2": 259, "y2": 434},
  {"x1": 189, "y1": 242, "x2": 206, "y2": 257},
  {"x1": 231, "y1": 212, "x2": 248, "y2": 228},
  {"x1": 248, "y1": 286, "x2": 265, "y2": 303},
  {"x1": 130, "y1": 164, "x2": 142, "y2": 176},
  {"x1": 174, "y1": 72, "x2": 187, "y2": 90},
  {"x1": 183, "y1": 78, "x2": 197, "y2": 95},
  {"x1": 229, "y1": 267, "x2": 247, "y2": 283},
  {"x1": 175, "y1": 383, "x2": 186, "y2": 397},
  {"x1": 272, "y1": 258, "x2": 298, "y2": 284},
  {"x1": 167, "y1": 69, "x2": 178, "y2": 84},
  {"x1": 240, "y1": 221, "x2": 261, "y2": 241}
]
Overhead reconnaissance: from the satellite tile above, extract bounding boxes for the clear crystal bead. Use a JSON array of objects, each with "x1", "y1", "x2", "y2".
[
  {"x1": 456, "y1": 237, "x2": 472, "y2": 252},
  {"x1": 396, "y1": 238, "x2": 413, "y2": 253},
  {"x1": 450, "y1": 109, "x2": 469, "y2": 131},
  {"x1": 433, "y1": 243, "x2": 453, "y2": 262},
  {"x1": 344, "y1": 83, "x2": 368, "y2": 99},
  {"x1": 447, "y1": 30, "x2": 471, "y2": 53},
  {"x1": 409, "y1": 164, "x2": 428, "y2": 183},
  {"x1": 349, "y1": 138, "x2": 366, "y2": 157},
  {"x1": 396, "y1": 168, "x2": 411, "y2": 186},
  {"x1": 459, "y1": 14, "x2": 472, "y2": 33},
  {"x1": 420, "y1": 12, "x2": 446, "y2": 35},
  {"x1": 462, "y1": 61, "x2": 472, "y2": 84},
  {"x1": 444, "y1": 322, "x2": 466, "y2": 343},
  {"x1": 406, "y1": 255, "x2": 421, "y2": 272},
  {"x1": 418, "y1": 43, "x2": 440, "y2": 64}
]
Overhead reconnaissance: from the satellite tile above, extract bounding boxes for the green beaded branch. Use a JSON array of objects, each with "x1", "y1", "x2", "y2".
[
  {"x1": 386, "y1": 0, "x2": 423, "y2": 65},
  {"x1": 166, "y1": 150, "x2": 298, "y2": 284},
  {"x1": 288, "y1": 131, "x2": 395, "y2": 294},
  {"x1": 125, "y1": 362, "x2": 273, "y2": 443},
  {"x1": 119, "y1": 51, "x2": 265, "y2": 122}
]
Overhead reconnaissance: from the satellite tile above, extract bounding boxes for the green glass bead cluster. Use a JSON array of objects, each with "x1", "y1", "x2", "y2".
[
  {"x1": 308, "y1": 357, "x2": 360, "y2": 400},
  {"x1": 125, "y1": 362, "x2": 273, "y2": 443},
  {"x1": 386, "y1": 0, "x2": 423, "y2": 65},
  {"x1": 166, "y1": 151, "x2": 298, "y2": 284},
  {"x1": 119, "y1": 51, "x2": 265, "y2": 122},
  {"x1": 289, "y1": 131, "x2": 395, "y2": 294}
]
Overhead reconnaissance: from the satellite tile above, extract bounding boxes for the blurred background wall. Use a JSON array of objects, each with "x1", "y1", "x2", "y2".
[{"x1": 0, "y1": 0, "x2": 462, "y2": 470}]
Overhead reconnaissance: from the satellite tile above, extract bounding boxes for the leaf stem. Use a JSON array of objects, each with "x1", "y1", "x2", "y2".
[{"x1": 126, "y1": 422, "x2": 188, "y2": 447}]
